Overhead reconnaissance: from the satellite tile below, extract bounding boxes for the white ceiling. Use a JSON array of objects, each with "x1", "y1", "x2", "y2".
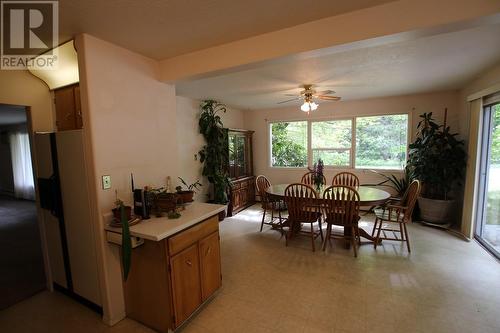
[
  {"x1": 176, "y1": 24, "x2": 500, "y2": 110},
  {"x1": 58, "y1": 0, "x2": 394, "y2": 59},
  {"x1": 0, "y1": 105, "x2": 27, "y2": 125}
]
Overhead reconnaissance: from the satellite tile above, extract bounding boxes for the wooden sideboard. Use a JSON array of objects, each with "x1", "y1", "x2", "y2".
[
  {"x1": 229, "y1": 176, "x2": 256, "y2": 215},
  {"x1": 122, "y1": 213, "x2": 222, "y2": 332}
]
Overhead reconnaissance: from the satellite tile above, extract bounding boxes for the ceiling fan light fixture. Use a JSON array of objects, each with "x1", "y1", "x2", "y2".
[{"x1": 300, "y1": 101, "x2": 318, "y2": 112}]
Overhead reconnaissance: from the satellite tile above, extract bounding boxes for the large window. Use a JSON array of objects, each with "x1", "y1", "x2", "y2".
[
  {"x1": 311, "y1": 120, "x2": 352, "y2": 167},
  {"x1": 270, "y1": 121, "x2": 307, "y2": 167},
  {"x1": 269, "y1": 114, "x2": 409, "y2": 170},
  {"x1": 355, "y1": 114, "x2": 408, "y2": 169}
]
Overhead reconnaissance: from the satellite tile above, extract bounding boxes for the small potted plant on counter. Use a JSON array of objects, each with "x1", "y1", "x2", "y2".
[
  {"x1": 112, "y1": 196, "x2": 132, "y2": 222},
  {"x1": 175, "y1": 177, "x2": 202, "y2": 204}
]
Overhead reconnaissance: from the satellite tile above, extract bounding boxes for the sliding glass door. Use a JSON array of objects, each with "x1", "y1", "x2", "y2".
[{"x1": 476, "y1": 102, "x2": 500, "y2": 258}]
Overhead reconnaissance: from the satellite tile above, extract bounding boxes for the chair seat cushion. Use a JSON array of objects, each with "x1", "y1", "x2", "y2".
[{"x1": 374, "y1": 207, "x2": 403, "y2": 222}]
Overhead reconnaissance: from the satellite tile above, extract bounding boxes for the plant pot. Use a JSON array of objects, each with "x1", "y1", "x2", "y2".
[
  {"x1": 112, "y1": 205, "x2": 132, "y2": 221},
  {"x1": 218, "y1": 210, "x2": 226, "y2": 221},
  {"x1": 417, "y1": 196, "x2": 456, "y2": 225},
  {"x1": 176, "y1": 190, "x2": 194, "y2": 204}
]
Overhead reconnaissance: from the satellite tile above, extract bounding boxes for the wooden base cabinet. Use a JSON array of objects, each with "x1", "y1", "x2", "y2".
[{"x1": 124, "y1": 215, "x2": 222, "y2": 332}]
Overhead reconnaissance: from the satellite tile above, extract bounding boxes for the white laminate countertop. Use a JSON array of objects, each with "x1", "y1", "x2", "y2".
[{"x1": 104, "y1": 202, "x2": 226, "y2": 242}]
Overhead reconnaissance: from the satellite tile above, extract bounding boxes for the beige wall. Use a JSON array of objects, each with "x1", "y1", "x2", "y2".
[
  {"x1": 76, "y1": 34, "x2": 178, "y2": 324},
  {"x1": 458, "y1": 61, "x2": 500, "y2": 141},
  {"x1": 244, "y1": 90, "x2": 460, "y2": 191},
  {"x1": 457, "y1": 61, "x2": 500, "y2": 237},
  {"x1": 0, "y1": 70, "x2": 54, "y2": 132},
  {"x1": 176, "y1": 96, "x2": 245, "y2": 202}
]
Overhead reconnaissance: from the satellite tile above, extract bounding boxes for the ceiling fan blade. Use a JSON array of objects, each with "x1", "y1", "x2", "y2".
[
  {"x1": 277, "y1": 97, "x2": 301, "y2": 104},
  {"x1": 318, "y1": 95, "x2": 341, "y2": 101},
  {"x1": 284, "y1": 93, "x2": 301, "y2": 97},
  {"x1": 314, "y1": 90, "x2": 335, "y2": 95}
]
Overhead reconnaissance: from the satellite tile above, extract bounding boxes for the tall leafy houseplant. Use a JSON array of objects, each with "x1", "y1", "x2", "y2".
[
  {"x1": 198, "y1": 100, "x2": 230, "y2": 205},
  {"x1": 407, "y1": 112, "x2": 466, "y2": 224}
]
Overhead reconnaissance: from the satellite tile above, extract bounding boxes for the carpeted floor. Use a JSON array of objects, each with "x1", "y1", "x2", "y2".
[{"x1": 0, "y1": 195, "x2": 46, "y2": 310}]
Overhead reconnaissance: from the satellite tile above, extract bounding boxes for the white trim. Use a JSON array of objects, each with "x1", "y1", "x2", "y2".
[{"x1": 467, "y1": 82, "x2": 500, "y2": 102}]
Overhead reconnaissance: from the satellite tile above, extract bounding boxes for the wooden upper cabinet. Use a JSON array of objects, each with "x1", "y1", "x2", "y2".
[
  {"x1": 54, "y1": 83, "x2": 82, "y2": 131},
  {"x1": 199, "y1": 231, "x2": 221, "y2": 301},
  {"x1": 170, "y1": 243, "x2": 202, "y2": 327}
]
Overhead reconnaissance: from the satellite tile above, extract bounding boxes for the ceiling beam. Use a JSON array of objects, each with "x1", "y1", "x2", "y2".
[{"x1": 159, "y1": 0, "x2": 500, "y2": 83}]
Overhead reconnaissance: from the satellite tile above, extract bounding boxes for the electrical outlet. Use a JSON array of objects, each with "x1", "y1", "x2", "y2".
[{"x1": 102, "y1": 175, "x2": 111, "y2": 190}]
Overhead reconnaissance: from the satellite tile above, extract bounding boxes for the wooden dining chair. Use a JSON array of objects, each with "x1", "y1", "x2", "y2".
[
  {"x1": 283, "y1": 183, "x2": 323, "y2": 251},
  {"x1": 372, "y1": 180, "x2": 421, "y2": 252},
  {"x1": 331, "y1": 172, "x2": 360, "y2": 188},
  {"x1": 322, "y1": 185, "x2": 361, "y2": 257},
  {"x1": 255, "y1": 175, "x2": 285, "y2": 232},
  {"x1": 301, "y1": 171, "x2": 327, "y2": 186}
]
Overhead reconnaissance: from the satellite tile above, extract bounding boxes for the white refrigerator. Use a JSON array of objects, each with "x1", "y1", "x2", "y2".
[{"x1": 34, "y1": 130, "x2": 101, "y2": 311}]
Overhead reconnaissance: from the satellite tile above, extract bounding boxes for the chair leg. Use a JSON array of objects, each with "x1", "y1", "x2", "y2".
[
  {"x1": 398, "y1": 220, "x2": 405, "y2": 241},
  {"x1": 322, "y1": 223, "x2": 331, "y2": 251},
  {"x1": 374, "y1": 220, "x2": 384, "y2": 249},
  {"x1": 351, "y1": 226, "x2": 358, "y2": 257},
  {"x1": 311, "y1": 223, "x2": 315, "y2": 252},
  {"x1": 371, "y1": 217, "x2": 378, "y2": 236},
  {"x1": 318, "y1": 220, "x2": 324, "y2": 241},
  {"x1": 403, "y1": 223, "x2": 411, "y2": 253},
  {"x1": 260, "y1": 205, "x2": 267, "y2": 232}
]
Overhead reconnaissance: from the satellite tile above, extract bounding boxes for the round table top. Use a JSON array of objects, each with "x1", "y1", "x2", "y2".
[{"x1": 265, "y1": 184, "x2": 391, "y2": 206}]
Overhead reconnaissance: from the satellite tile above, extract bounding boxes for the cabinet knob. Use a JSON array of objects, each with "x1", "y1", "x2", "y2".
[{"x1": 186, "y1": 260, "x2": 192, "y2": 267}]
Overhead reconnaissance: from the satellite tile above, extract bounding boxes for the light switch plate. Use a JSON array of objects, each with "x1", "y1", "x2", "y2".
[{"x1": 102, "y1": 175, "x2": 111, "y2": 190}]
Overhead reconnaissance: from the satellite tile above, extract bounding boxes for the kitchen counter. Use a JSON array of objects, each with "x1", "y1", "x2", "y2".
[{"x1": 104, "y1": 202, "x2": 226, "y2": 241}]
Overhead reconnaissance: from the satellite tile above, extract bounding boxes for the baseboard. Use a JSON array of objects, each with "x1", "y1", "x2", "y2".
[{"x1": 103, "y1": 312, "x2": 127, "y2": 326}]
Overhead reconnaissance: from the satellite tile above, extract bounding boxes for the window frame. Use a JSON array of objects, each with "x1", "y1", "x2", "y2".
[
  {"x1": 268, "y1": 119, "x2": 309, "y2": 169},
  {"x1": 310, "y1": 118, "x2": 354, "y2": 168},
  {"x1": 268, "y1": 111, "x2": 411, "y2": 171}
]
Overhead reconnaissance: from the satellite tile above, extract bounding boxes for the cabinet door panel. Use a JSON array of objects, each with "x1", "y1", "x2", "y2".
[
  {"x1": 199, "y1": 232, "x2": 221, "y2": 300},
  {"x1": 54, "y1": 85, "x2": 77, "y2": 131},
  {"x1": 74, "y1": 85, "x2": 83, "y2": 129},
  {"x1": 170, "y1": 244, "x2": 201, "y2": 327}
]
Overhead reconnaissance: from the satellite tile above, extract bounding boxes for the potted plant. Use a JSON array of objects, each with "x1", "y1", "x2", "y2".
[
  {"x1": 113, "y1": 198, "x2": 132, "y2": 281},
  {"x1": 198, "y1": 100, "x2": 231, "y2": 220},
  {"x1": 309, "y1": 158, "x2": 325, "y2": 191},
  {"x1": 407, "y1": 111, "x2": 466, "y2": 225},
  {"x1": 112, "y1": 198, "x2": 132, "y2": 221},
  {"x1": 175, "y1": 177, "x2": 202, "y2": 203},
  {"x1": 367, "y1": 167, "x2": 412, "y2": 198}
]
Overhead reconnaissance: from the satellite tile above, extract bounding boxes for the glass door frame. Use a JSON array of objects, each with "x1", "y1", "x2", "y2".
[{"x1": 475, "y1": 102, "x2": 500, "y2": 259}]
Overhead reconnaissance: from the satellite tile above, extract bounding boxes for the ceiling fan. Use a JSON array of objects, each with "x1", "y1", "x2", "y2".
[{"x1": 277, "y1": 84, "x2": 341, "y2": 112}]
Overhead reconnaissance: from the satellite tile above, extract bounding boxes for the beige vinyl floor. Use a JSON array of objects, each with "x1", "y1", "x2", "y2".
[{"x1": 1, "y1": 204, "x2": 499, "y2": 333}]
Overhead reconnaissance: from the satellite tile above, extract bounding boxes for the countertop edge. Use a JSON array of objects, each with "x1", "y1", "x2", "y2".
[{"x1": 104, "y1": 204, "x2": 226, "y2": 242}]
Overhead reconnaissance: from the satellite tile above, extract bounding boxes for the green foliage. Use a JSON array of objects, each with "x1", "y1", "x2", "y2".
[
  {"x1": 407, "y1": 112, "x2": 466, "y2": 200},
  {"x1": 120, "y1": 204, "x2": 131, "y2": 281},
  {"x1": 491, "y1": 104, "x2": 500, "y2": 164},
  {"x1": 271, "y1": 122, "x2": 307, "y2": 167},
  {"x1": 366, "y1": 168, "x2": 412, "y2": 197},
  {"x1": 198, "y1": 100, "x2": 230, "y2": 204},
  {"x1": 356, "y1": 115, "x2": 408, "y2": 169},
  {"x1": 177, "y1": 177, "x2": 202, "y2": 192}
]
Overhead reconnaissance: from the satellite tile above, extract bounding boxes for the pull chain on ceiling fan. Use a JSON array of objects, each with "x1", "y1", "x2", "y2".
[{"x1": 277, "y1": 84, "x2": 341, "y2": 112}]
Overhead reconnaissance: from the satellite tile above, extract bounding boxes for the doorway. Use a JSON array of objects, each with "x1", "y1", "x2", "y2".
[
  {"x1": 0, "y1": 103, "x2": 46, "y2": 309},
  {"x1": 475, "y1": 102, "x2": 500, "y2": 258}
]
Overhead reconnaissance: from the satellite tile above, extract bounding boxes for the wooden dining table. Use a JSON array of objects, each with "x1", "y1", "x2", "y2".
[{"x1": 265, "y1": 184, "x2": 391, "y2": 244}]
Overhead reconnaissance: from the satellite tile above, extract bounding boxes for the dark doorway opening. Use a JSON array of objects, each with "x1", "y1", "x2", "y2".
[{"x1": 0, "y1": 103, "x2": 45, "y2": 309}]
